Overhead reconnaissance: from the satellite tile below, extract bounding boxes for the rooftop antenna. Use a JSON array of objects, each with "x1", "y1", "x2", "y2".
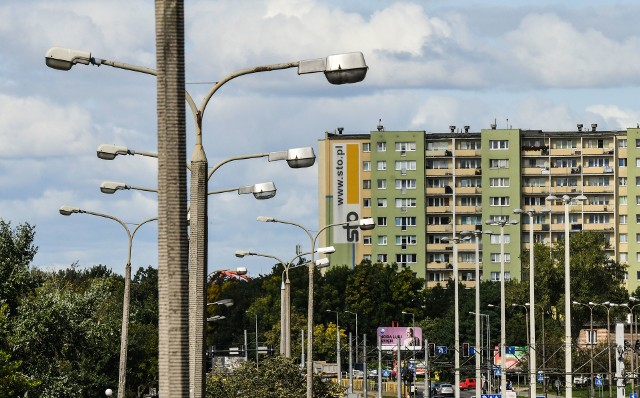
[{"x1": 377, "y1": 119, "x2": 384, "y2": 131}]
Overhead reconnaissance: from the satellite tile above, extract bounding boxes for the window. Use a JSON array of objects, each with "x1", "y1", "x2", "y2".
[
  {"x1": 555, "y1": 159, "x2": 577, "y2": 168},
  {"x1": 363, "y1": 180, "x2": 371, "y2": 189},
  {"x1": 363, "y1": 236, "x2": 372, "y2": 245},
  {"x1": 636, "y1": 196, "x2": 640, "y2": 205},
  {"x1": 490, "y1": 253, "x2": 511, "y2": 263},
  {"x1": 490, "y1": 196, "x2": 510, "y2": 206},
  {"x1": 429, "y1": 272, "x2": 445, "y2": 282},
  {"x1": 620, "y1": 158, "x2": 628, "y2": 167},
  {"x1": 427, "y1": 216, "x2": 451, "y2": 225},
  {"x1": 619, "y1": 139, "x2": 627, "y2": 148},
  {"x1": 377, "y1": 142, "x2": 386, "y2": 152},
  {"x1": 460, "y1": 253, "x2": 476, "y2": 263},
  {"x1": 620, "y1": 215, "x2": 628, "y2": 224},
  {"x1": 459, "y1": 140, "x2": 481, "y2": 150},
  {"x1": 488, "y1": 215, "x2": 510, "y2": 223},
  {"x1": 395, "y1": 179, "x2": 417, "y2": 190},
  {"x1": 556, "y1": 139, "x2": 576, "y2": 149},
  {"x1": 428, "y1": 253, "x2": 449, "y2": 263},
  {"x1": 363, "y1": 198, "x2": 371, "y2": 208},
  {"x1": 363, "y1": 161, "x2": 371, "y2": 171},
  {"x1": 377, "y1": 198, "x2": 387, "y2": 207},
  {"x1": 396, "y1": 253, "x2": 417, "y2": 263},
  {"x1": 586, "y1": 177, "x2": 609, "y2": 186},
  {"x1": 362, "y1": 143, "x2": 371, "y2": 152},
  {"x1": 637, "y1": 215, "x2": 640, "y2": 224},
  {"x1": 428, "y1": 197, "x2": 448, "y2": 206},
  {"x1": 377, "y1": 217, "x2": 387, "y2": 226},
  {"x1": 377, "y1": 160, "x2": 387, "y2": 171},
  {"x1": 490, "y1": 178, "x2": 510, "y2": 187},
  {"x1": 620, "y1": 234, "x2": 628, "y2": 243},
  {"x1": 636, "y1": 158, "x2": 640, "y2": 168},
  {"x1": 588, "y1": 214, "x2": 609, "y2": 224},
  {"x1": 636, "y1": 139, "x2": 640, "y2": 148},
  {"x1": 489, "y1": 159, "x2": 509, "y2": 169},
  {"x1": 489, "y1": 140, "x2": 509, "y2": 149},
  {"x1": 395, "y1": 217, "x2": 417, "y2": 227},
  {"x1": 459, "y1": 215, "x2": 482, "y2": 225},
  {"x1": 363, "y1": 254, "x2": 371, "y2": 261},
  {"x1": 585, "y1": 330, "x2": 597, "y2": 345},
  {"x1": 377, "y1": 179, "x2": 387, "y2": 189},
  {"x1": 620, "y1": 177, "x2": 628, "y2": 186},
  {"x1": 378, "y1": 236, "x2": 387, "y2": 245},
  {"x1": 459, "y1": 196, "x2": 481, "y2": 206},
  {"x1": 426, "y1": 159, "x2": 449, "y2": 169},
  {"x1": 620, "y1": 196, "x2": 628, "y2": 205},
  {"x1": 395, "y1": 235, "x2": 417, "y2": 245},
  {"x1": 377, "y1": 254, "x2": 388, "y2": 263},
  {"x1": 587, "y1": 158, "x2": 610, "y2": 168},
  {"x1": 395, "y1": 160, "x2": 417, "y2": 171},
  {"x1": 427, "y1": 178, "x2": 447, "y2": 188},
  {"x1": 458, "y1": 159, "x2": 481, "y2": 169},
  {"x1": 524, "y1": 177, "x2": 546, "y2": 187},
  {"x1": 490, "y1": 234, "x2": 511, "y2": 244},
  {"x1": 395, "y1": 142, "x2": 416, "y2": 152},
  {"x1": 557, "y1": 177, "x2": 578, "y2": 187},
  {"x1": 490, "y1": 272, "x2": 511, "y2": 281},
  {"x1": 396, "y1": 198, "x2": 417, "y2": 208},
  {"x1": 427, "y1": 141, "x2": 449, "y2": 150},
  {"x1": 621, "y1": 253, "x2": 628, "y2": 262},
  {"x1": 458, "y1": 178, "x2": 481, "y2": 188}
]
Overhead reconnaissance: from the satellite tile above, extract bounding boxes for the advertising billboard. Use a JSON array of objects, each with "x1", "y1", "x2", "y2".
[
  {"x1": 377, "y1": 326, "x2": 423, "y2": 351},
  {"x1": 332, "y1": 143, "x2": 362, "y2": 243}
]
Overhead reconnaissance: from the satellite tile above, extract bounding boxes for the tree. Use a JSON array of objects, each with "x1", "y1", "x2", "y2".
[
  {"x1": 0, "y1": 349, "x2": 40, "y2": 397},
  {"x1": 0, "y1": 220, "x2": 38, "y2": 314},
  {"x1": 206, "y1": 356, "x2": 342, "y2": 398}
]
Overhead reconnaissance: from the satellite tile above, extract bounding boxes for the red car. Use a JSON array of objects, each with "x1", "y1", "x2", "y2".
[{"x1": 460, "y1": 378, "x2": 477, "y2": 390}]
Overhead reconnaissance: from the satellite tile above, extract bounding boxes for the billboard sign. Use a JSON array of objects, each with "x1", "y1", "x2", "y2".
[
  {"x1": 377, "y1": 326, "x2": 423, "y2": 351},
  {"x1": 332, "y1": 143, "x2": 362, "y2": 243}
]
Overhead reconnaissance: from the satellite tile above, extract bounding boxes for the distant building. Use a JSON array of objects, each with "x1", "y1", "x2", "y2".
[{"x1": 318, "y1": 124, "x2": 639, "y2": 291}]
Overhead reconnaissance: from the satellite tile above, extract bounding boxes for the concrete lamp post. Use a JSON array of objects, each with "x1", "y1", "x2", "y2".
[
  {"x1": 234, "y1": 247, "x2": 334, "y2": 357},
  {"x1": 257, "y1": 215, "x2": 374, "y2": 396},
  {"x1": 59, "y1": 205, "x2": 156, "y2": 398},
  {"x1": 48, "y1": 46, "x2": 368, "y2": 398}
]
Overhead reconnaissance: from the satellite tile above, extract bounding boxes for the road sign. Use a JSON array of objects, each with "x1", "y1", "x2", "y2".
[
  {"x1": 435, "y1": 345, "x2": 448, "y2": 355},
  {"x1": 629, "y1": 393, "x2": 637, "y2": 398},
  {"x1": 470, "y1": 346, "x2": 476, "y2": 355},
  {"x1": 495, "y1": 368, "x2": 502, "y2": 376},
  {"x1": 505, "y1": 346, "x2": 516, "y2": 355},
  {"x1": 595, "y1": 377, "x2": 603, "y2": 387},
  {"x1": 537, "y1": 373, "x2": 544, "y2": 382},
  {"x1": 481, "y1": 394, "x2": 501, "y2": 398}
]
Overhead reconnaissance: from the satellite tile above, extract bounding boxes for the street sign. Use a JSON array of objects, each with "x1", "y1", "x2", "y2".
[
  {"x1": 257, "y1": 346, "x2": 269, "y2": 354},
  {"x1": 470, "y1": 346, "x2": 476, "y2": 355},
  {"x1": 481, "y1": 394, "x2": 501, "y2": 398},
  {"x1": 629, "y1": 393, "x2": 637, "y2": 398},
  {"x1": 537, "y1": 373, "x2": 544, "y2": 383},
  {"x1": 505, "y1": 346, "x2": 516, "y2": 355},
  {"x1": 435, "y1": 345, "x2": 448, "y2": 355},
  {"x1": 495, "y1": 368, "x2": 502, "y2": 376},
  {"x1": 595, "y1": 377, "x2": 603, "y2": 387}
]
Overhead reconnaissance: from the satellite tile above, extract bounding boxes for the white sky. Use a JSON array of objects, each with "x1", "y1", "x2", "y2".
[{"x1": 2, "y1": 0, "x2": 640, "y2": 277}]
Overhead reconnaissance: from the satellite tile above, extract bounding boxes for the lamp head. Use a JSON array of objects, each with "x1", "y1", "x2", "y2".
[
  {"x1": 513, "y1": 208, "x2": 524, "y2": 215},
  {"x1": 509, "y1": 220, "x2": 519, "y2": 225},
  {"x1": 257, "y1": 215, "x2": 275, "y2": 223},
  {"x1": 235, "y1": 250, "x2": 251, "y2": 258},
  {"x1": 317, "y1": 246, "x2": 336, "y2": 254},
  {"x1": 286, "y1": 147, "x2": 315, "y2": 168},
  {"x1": 323, "y1": 52, "x2": 368, "y2": 84},
  {"x1": 575, "y1": 194, "x2": 588, "y2": 202},
  {"x1": 315, "y1": 258, "x2": 330, "y2": 268},
  {"x1": 100, "y1": 181, "x2": 127, "y2": 194},
  {"x1": 546, "y1": 194, "x2": 559, "y2": 202},
  {"x1": 358, "y1": 217, "x2": 375, "y2": 230},
  {"x1": 238, "y1": 182, "x2": 276, "y2": 200},
  {"x1": 235, "y1": 267, "x2": 248, "y2": 275},
  {"x1": 96, "y1": 144, "x2": 131, "y2": 160},
  {"x1": 59, "y1": 205, "x2": 81, "y2": 216},
  {"x1": 45, "y1": 47, "x2": 92, "y2": 71}
]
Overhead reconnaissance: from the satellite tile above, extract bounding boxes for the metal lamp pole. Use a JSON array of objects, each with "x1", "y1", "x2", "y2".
[
  {"x1": 257, "y1": 216, "x2": 375, "y2": 397},
  {"x1": 345, "y1": 311, "x2": 359, "y2": 363},
  {"x1": 573, "y1": 301, "x2": 597, "y2": 398},
  {"x1": 59, "y1": 206, "x2": 156, "y2": 398},
  {"x1": 485, "y1": 218, "x2": 519, "y2": 396},
  {"x1": 327, "y1": 310, "x2": 342, "y2": 384}
]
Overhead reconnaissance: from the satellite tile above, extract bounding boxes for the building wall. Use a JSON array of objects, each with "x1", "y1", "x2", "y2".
[{"x1": 318, "y1": 126, "x2": 636, "y2": 291}]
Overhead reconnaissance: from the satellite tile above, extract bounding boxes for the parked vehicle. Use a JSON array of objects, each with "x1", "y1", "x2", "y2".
[
  {"x1": 438, "y1": 383, "x2": 454, "y2": 397},
  {"x1": 460, "y1": 378, "x2": 477, "y2": 390},
  {"x1": 573, "y1": 375, "x2": 589, "y2": 386}
]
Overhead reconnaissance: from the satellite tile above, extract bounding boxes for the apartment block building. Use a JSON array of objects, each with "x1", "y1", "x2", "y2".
[{"x1": 318, "y1": 125, "x2": 640, "y2": 291}]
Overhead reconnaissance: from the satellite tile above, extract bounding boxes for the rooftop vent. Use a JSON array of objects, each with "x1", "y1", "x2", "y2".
[
  {"x1": 577, "y1": 124, "x2": 583, "y2": 132},
  {"x1": 377, "y1": 119, "x2": 384, "y2": 131},
  {"x1": 337, "y1": 127, "x2": 344, "y2": 135},
  {"x1": 490, "y1": 123, "x2": 497, "y2": 130},
  {"x1": 449, "y1": 125, "x2": 456, "y2": 133},
  {"x1": 464, "y1": 125, "x2": 470, "y2": 133},
  {"x1": 591, "y1": 123, "x2": 597, "y2": 131}
]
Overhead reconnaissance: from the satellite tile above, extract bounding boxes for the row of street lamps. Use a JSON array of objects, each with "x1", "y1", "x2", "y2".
[{"x1": 48, "y1": 45, "x2": 370, "y2": 398}]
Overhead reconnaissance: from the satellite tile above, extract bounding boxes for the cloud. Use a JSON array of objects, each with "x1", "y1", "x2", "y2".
[
  {"x1": 505, "y1": 13, "x2": 640, "y2": 87},
  {"x1": 0, "y1": 93, "x2": 94, "y2": 158},
  {"x1": 586, "y1": 104, "x2": 640, "y2": 130}
]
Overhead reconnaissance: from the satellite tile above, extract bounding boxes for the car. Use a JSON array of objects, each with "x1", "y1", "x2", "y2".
[
  {"x1": 352, "y1": 369, "x2": 364, "y2": 379},
  {"x1": 460, "y1": 378, "x2": 477, "y2": 390},
  {"x1": 573, "y1": 375, "x2": 589, "y2": 386},
  {"x1": 438, "y1": 383, "x2": 454, "y2": 396}
]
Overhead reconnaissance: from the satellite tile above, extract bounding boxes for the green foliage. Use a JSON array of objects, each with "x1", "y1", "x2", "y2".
[
  {"x1": 205, "y1": 356, "x2": 342, "y2": 398},
  {"x1": 0, "y1": 349, "x2": 41, "y2": 397},
  {"x1": 0, "y1": 220, "x2": 38, "y2": 314}
]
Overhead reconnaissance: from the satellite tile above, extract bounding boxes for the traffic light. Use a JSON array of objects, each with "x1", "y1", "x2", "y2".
[
  {"x1": 463, "y1": 343, "x2": 470, "y2": 357},
  {"x1": 429, "y1": 343, "x2": 435, "y2": 356}
]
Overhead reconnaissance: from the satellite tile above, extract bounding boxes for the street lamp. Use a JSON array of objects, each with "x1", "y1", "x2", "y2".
[
  {"x1": 59, "y1": 205, "x2": 156, "y2": 398},
  {"x1": 100, "y1": 180, "x2": 277, "y2": 200},
  {"x1": 513, "y1": 303, "x2": 531, "y2": 394},
  {"x1": 513, "y1": 207, "x2": 550, "y2": 398},
  {"x1": 573, "y1": 301, "x2": 598, "y2": 398},
  {"x1": 596, "y1": 301, "x2": 617, "y2": 398},
  {"x1": 470, "y1": 311, "x2": 491, "y2": 392},
  {"x1": 464, "y1": 229, "x2": 483, "y2": 398},
  {"x1": 442, "y1": 235, "x2": 471, "y2": 398},
  {"x1": 234, "y1": 247, "x2": 333, "y2": 357},
  {"x1": 485, "y1": 218, "x2": 519, "y2": 395},
  {"x1": 257, "y1": 215, "x2": 374, "y2": 397},
  {"x1": 619, "y1": 301, "x2": 640, "y2": 393},
  {"x1": 327, "y1": 309, "x2": 342, "y2": 384},
  {"x1": 49, "y1": 46, "x2": 368, "y2": 398},
  {"x1": 547, "y1": 193, "x2": 587, "y2": 398},
  {"x1": 345, "y1": 310, "x2": 359, "y2": 363}
]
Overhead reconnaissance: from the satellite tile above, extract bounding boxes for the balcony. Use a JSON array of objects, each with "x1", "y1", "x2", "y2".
[
  {"x1": 583, "y1": 223, "x2": 614, "y2": 232},
  {"x1": 455, "y1": 149, "x2": 481, "y2": 157},
  {"x1": 426, "y1": 149, "x2": 451, "y2": 157},
  {"x1": 425, "y1": 168, "x2": 452, "y2": 176},
  {"x1": 550, "y1": 148, "x2": 580, "y2": 156},
  {"x1": 425, "y1": 187, "x2": 446, "y2": 195},
  {"x1": 522, "y1": 186, "x2": 550, "y2": 194},
  {"x1": 455, "y1": 205, "x2": 482, "y2": 213},
  {"x1": 522, "y1": 167, "x2": 549, "y2": 175},
  {"x1": 427, "y1": 206, "x2": 451, "y2": 213},
  {"x1": 583, "y1": 185, "x2": 613, "y2": 193},
  {"x1": 456, "y1": 186, "x2": 481, "y2": 194},
  {"x1": 455, "y1": 168, "x2": 481, "y2": 176},
  {"x1": 426, "y1": 224, "x2": 453, "y2": 233}
]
